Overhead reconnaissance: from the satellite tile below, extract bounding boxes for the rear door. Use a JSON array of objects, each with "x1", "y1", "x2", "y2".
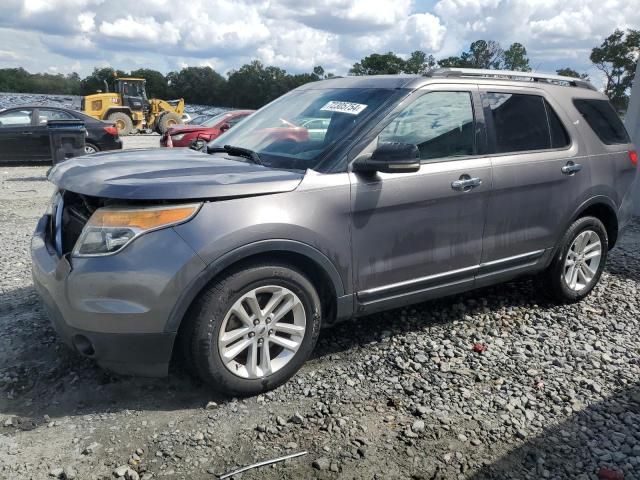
[
  {"x1": 0, "y1": 109, "x2": 37, "y2": 162},
  {"x1": 478, "y1": 86, "x2": 591, "y2": 285},
  {"x1": 34, "y1": 109, "x2": 76, "y2": 161},
  {"x1": 350, "y1": 84, "x2": 492, "y2": 313}
]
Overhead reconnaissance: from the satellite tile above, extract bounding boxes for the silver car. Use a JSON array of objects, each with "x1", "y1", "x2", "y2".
[{"x1": 32, "y1": 69, "x2": 638, "y2": 395}]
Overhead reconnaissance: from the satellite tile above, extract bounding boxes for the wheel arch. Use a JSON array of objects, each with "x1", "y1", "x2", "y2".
[
  {"x1": 569, "y1": 196, "x2": 619, "y2": 249},
  {"x1": 165, "y1": 240, "x2": 347, "y2": 334}
]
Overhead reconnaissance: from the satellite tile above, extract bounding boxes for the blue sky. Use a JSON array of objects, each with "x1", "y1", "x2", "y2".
[{"x1": 0, "y1": 0, "x2": 637, "y2": 89}]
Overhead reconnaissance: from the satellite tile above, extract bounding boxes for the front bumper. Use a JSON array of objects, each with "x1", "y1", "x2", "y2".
[{"x1": 31, "y1": 214, "x2": 206, "y2": 376}]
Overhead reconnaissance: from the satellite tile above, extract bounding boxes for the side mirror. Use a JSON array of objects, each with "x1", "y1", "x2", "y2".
[
  {"x1": 190, "y1": 139, "x2": 207, "y2": 152},
  {"x1": 219, "y1": 123, "x2": 231, "y2": 132},
  {"x1": 353, "y1": 142, "x2": 420, "y2": 174}
]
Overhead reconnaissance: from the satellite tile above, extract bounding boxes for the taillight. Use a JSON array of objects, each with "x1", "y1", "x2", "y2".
[
  {"x1": 104, "y1": 126, "x2": 118, "y2": 136},
  {"x1": 629, "y1": 150, "x2": 638, "y2": 167}
]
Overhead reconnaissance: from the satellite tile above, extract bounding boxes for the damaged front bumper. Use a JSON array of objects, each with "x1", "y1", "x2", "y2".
[{"x1": 30, "y1": 214, "x2": 206, "y2": 377}]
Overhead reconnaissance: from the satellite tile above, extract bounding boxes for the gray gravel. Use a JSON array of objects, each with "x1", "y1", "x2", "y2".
[{"x1": 0, "y1": 158, "x2": 639, "y2": 479}]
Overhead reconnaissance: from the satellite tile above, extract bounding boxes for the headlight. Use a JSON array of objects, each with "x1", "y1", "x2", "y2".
[
  {"x1": 73, "y1": 203, "x2": 201, "y2": 257},
  {"x1": 171, "y1": 133, "x2": 185, "y2": 141}
]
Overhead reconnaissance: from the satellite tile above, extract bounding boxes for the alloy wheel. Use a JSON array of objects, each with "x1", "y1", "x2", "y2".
[
  {"x1": 563, "y1": 229, "x2": 602, "y2": 292},
  {"x1": 217, "y1": 285, "x2": 306, "y2": 379}
]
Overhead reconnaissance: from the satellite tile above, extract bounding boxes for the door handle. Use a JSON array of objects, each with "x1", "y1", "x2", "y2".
[
  {"x1": 21, "y1": 131, "x2": 33, "y2": 135},
  {"x1": 451, "y1": 176, "x2": 482, "y2": 191},
  {"x1": 561, "y1": 161, "x2": 582, "y2": 175}
]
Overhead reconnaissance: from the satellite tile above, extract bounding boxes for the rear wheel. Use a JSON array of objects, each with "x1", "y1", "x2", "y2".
[
  {"x1": 106, "y1": 112, "x2": 133, "y2": 136},
  {"x1": 540, "y1": 216, "x2": 608, "y2": 303},
  {"x1": 157, "y1": 112, "x2": 182, "y2": 135},
  {"x1": 84, "y1": 143, "x2": 99, "y2": 154},
  {"x1": 185, "y1": 263, "x2": 322, "y2": 395}
]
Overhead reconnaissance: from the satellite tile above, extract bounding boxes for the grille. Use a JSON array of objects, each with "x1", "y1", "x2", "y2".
[{"x1": 53, "y1": 191, "x2": 98, "y2": 255}]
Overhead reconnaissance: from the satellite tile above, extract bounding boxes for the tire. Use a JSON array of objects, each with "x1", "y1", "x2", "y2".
[
  {"x1": 185, "y1": 263, "x2": 322, "y2": 396},
  {"x1": 540, "y1": 216, "x2": 608, "y2": 303},
  {"x1": 157, "y1": 112, "x2": 182, "y2": 135},
  {"x1": 84, "y1": 143, "x2": 99, "y2": 154},
  {"x1": 107, "y1": 112, "x2": 133, "y2": 136}
]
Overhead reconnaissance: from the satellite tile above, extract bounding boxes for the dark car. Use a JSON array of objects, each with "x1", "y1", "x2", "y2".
[
  {"x1": 0, "y1": 106, "x2": 122, "y2": 163},
  {"x1": 32, "y1": 69, "x2": 637, "y2": 396},
  {"x1": 160, "y1": 110, "x2": 254, "y2": 148}
]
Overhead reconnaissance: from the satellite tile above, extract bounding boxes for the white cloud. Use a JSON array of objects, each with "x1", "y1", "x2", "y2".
[
  {"x1": 77, "y1": 12, "x2": 95, "y2": 33},
  {"x1": 270, "y1": 0, "x2": 413, "y2": 32},
  {"x1": 0, "y1": 50, "x2": 19, "y2": 61},
  {"x1": 99, "y1": 15, "x2": 181, "y2": 45}
]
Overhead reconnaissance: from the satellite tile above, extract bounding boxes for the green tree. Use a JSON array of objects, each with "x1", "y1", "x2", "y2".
[
  {"x1": 556, "y1": 67, "x2": 589, "y2": 80},
  {"x1": 80, "y1": 67, "x2": 127, "y2": 95},
  {"x1": 590, "y1": 28, "x2": 640, "y2": 111},
  {"x1": 403, "y1": 51, "x2": 436, "y2": 74},
  {"x1": 461, "y1": 40, "x2": 504, "y2": 69},
  {"x1": 129, "y1": 68, "x2": 169, "y2": 98},
  {"x1": 502, "y1": 43, "x2": 531, "y2": 71},
  {"x1": 437, "y1": 56, "x2": 466, "y2": 68},
  {"x1": 166, "y1": 66, "x2": 226, "y2": 105},
  {"x1": 349, "y1": 52, "x2": 406, "y2": 75},
  {"x1": 437, "y1": 40, "x2": 506, "y2": 69},
  {"x1": 313, "y1": 65, "x2": 325, "y2": 79}
]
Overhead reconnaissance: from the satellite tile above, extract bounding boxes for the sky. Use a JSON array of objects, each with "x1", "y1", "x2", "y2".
[{"x1": 0, "y1": 0, "x2": 638, "y2": 85}]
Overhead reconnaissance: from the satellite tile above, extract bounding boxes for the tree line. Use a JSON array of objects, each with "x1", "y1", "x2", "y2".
[{"x1": 0, "y1": 28, "x2": 637, "y2": 111}]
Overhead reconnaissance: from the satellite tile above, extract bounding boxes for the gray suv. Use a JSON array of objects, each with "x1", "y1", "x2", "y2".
[{"x1": 32, "y1": 68, "x2": 637, "y2": 395}]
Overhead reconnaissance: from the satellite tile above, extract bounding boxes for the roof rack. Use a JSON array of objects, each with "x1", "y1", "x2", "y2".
[{"x1": 424, "y1": 68, "x2": 596, "y2": 91}]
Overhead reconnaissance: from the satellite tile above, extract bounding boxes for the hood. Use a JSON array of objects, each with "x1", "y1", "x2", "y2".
[
  {"x1": 166, "y1": 125, "x2": 214, "y2": 135},
  {"x1": 49, "y1": 148, "x2": 304, "y2": 200}
]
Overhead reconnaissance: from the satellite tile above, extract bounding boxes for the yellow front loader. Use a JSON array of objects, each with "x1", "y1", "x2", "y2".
[{"x1": 81, "y1": 77, "x2": 185, "y2": 135}]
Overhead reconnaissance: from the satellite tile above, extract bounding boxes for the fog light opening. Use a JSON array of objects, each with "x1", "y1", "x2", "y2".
[{"x1": 72, "y1": 335, "x2": 95, "y2": 357}]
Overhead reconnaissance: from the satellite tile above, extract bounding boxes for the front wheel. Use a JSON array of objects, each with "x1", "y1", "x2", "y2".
[
  {"x1": 185, "y1": 264, "x2": 322, "y2": 395},
  {"x1": 540, "y1": 216, "x2": 608, "y2": 303},
  {"x1": 157, "y1": 112, "x2": 182, "y2": 135}
]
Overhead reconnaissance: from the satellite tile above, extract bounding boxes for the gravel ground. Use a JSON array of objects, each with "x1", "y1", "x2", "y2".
[
  {"x1": 0, "y1": 152, "x2": 639, "y2": 479},
  {"x1": 121, "y1": 134, "x2": 163, "y2": 150}
]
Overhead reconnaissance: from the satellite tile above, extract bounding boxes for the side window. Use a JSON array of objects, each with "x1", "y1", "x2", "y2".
[
  {"x1": 573, "y1": 99, "x2": 630, "y2": 145},
  {"x1": 545, "y1": 100, "x2": 570, "y2": 148},
  {"x1": 379, "y1": 91, "x2": 475, "y2": 160},
  {"x1": 0, "y1": 109, "x2": 33, "y2": 127},
  {"x1": 485, "y1": 93, "x2": 550, "y2": 153},
  {"x1": 226, "y1": 115, "x2": 248, "y2": 127},
  {"x1": 38, "y1": 109, "x2": 74, "y2": 124}
]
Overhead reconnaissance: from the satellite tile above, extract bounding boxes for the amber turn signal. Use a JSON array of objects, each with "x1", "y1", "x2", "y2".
[{"x1": 87, "y1": 204, "x2": 200, "y2": 230}]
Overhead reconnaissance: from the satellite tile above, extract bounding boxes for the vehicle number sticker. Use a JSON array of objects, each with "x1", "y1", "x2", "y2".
[{"x1": 320, "y1": 101, "x2": 368, "y2": 115}]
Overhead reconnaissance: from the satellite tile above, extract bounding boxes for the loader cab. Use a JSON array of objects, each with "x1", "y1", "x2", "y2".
[{"x1": 116, "y1": 78, "x2": 148, "y2": 113}]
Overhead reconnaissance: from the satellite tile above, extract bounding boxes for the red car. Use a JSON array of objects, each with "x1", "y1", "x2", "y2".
[{"x1": 160, "y1": 110, "x2": 254, "y2": 148}]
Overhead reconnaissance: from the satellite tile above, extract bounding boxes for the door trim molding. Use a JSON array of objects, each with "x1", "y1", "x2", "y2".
[{"x1": 357, "y1": 249, "x2": 545, "y2": 304}]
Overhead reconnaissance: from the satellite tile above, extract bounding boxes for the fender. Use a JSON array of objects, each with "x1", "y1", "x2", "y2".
[
  {"x1": 103, "y1": 107, "x2": 133, "y2": 118},
  {"x1": 548, "y1": 195, "x2": 618, "y2": 263},
  {"x1": 164, "y1": 239, "x2": 347, "y2": 332}
]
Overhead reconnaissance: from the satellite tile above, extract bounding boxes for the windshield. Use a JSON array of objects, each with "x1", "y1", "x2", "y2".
[
  {"x1": 201, "y1": 113, "x2": 229, "y2": 127},
  {"x1": 208, "y1": 87, "x2": 394, "y2": 170}
]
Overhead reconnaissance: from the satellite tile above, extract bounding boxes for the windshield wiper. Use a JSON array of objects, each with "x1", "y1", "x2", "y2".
[{"x1": 208, "y1": 144, "x2": 263, "y2": 166}]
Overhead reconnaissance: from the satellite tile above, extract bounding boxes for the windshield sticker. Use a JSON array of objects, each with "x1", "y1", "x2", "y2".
[{"x1": 320, "y1": 101, "x2": 368, "y2": 115}]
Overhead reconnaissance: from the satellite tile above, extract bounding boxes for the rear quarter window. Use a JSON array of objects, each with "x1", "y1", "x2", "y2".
[{"x1": 573, "y1": 99, "x2": 630, "y2": 145}]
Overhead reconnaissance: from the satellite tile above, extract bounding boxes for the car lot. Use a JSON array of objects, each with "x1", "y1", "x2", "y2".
[{"x1": 0, "y1": 141, "x2": 639, "y2": 478}]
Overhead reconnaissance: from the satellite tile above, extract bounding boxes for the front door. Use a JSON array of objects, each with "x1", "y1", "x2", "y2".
[
  {"x1": 478, "y1": 87, "x2": 591, "y2": 285},
  {"x1": 0, "y1": 109, "x2": 37, "y2": 163},
  {"x1": 350, "y1": 85, "x2": 492, "y2": 314}
]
